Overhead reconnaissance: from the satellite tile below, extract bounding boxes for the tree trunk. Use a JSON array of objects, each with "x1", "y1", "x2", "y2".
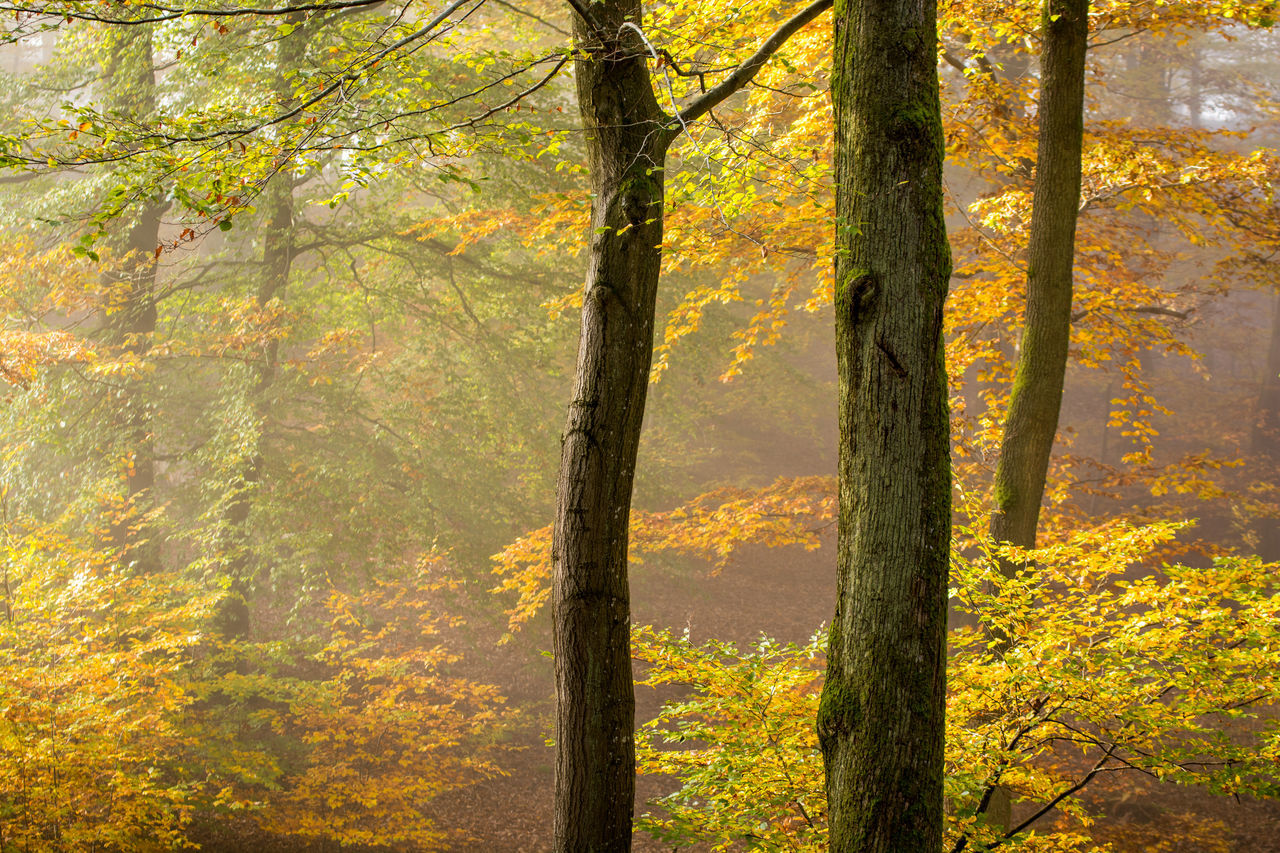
[
  {"x1": 985, "y1": 0, "x2": 1088, "y2": 831},
  {"x1": 102, "y1": 24, "x2": 165, "y2": 574},
  {"x1": 989, "y1": 0, "x2": 1089, "y2": 554},
  {"x1": 215, "y1": 13, "x2": 302, "y2": 643},
  {"x1": 552, "y1": 5, "x2": 668, "y2": 849},
  {"x1": 816, "y1": 1, "x2": 952, "y2": 850},
  {"x1": 550, "y1": 1, "x2": 831, "y2": 844},
  {"x1": 1251, "y1": 289, "x2": 1280, "y2": 562}
]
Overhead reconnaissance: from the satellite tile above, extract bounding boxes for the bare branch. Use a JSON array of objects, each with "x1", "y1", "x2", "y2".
[
  {"x1": 23, "y1": 0, "x2": 480, "y2": 167},
  {"x1": 1072, "y1": 305, "x2": 1194, "y2": 322},
  {"x1": 942, "y1": 50, "x2": 969, "y2": 74},
  {"x1": 560, "y1": 0, "x2": 600, "y2": 36},
  {"x1": 1000, "y1": 746, "x2": 1118, "y2": 842},
  {"x1": 490, "y1": 0, "x2": 569, "y2": 35},
  {"x1": 0, "y1": 0, "x2": 389, "y2": 25},
  {"x1": 440, "y1": 54, "x2": 571, "y2": 132},
  {"x1": 1130, "y1": 305, "x2": 1193, "y2": 319}
]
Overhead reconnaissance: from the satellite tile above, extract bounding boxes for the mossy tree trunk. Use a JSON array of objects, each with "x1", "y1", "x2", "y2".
[
  {"x1": 985, "y1": 0, "x2": 1089, "y2": 830},
  {"x1": 988, "y1": 0, "x2": 1089, "y2": 558},
  {"x1": 816, "y1": 0, "x2": 952, "y2": 850}
]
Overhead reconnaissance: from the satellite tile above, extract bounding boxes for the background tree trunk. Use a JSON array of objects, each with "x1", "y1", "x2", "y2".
[
  {"x1": 989, "y1": 0, "x2": 1089, "y2": 554},
  {"x1": 552, "y1": 5, "x2": 668, "y2": 849},
  {"x1": 816, "y1": 1, "x2": 952, "y2": 850},
  {"x1": 215, "y1": 12, "x2": 303, "y2": 643},
  {"x1": 985, "y1": 0, "x2": 1089, "y2": 830},
  {"x1": 101, "y1": 24, "x2": 165, "y2": 574},
  {"x1": 1251, "y1": 289, "x2": 1280, "y2": 562}
]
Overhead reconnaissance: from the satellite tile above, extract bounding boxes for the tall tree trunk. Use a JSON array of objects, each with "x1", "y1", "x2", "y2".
[
  {"x1": 985, "y1": 0, "x2": 1089, "y2": 831},
  {"x1": 989, "y1": 0, "x2": 1089, "y2": 554},
  {"x1": 215, "y1": 13, "x2": 302, "y2": 643},
  {"x1": 551, "y1": 2, "x2": 831, "y2": 845},
  {"x1": 816, "y1": 0, "x2": 952, "y2": 850},
  {"x1": 1186, "y1": 43, "x2": 1203, "y2": 129},
  {"x1": 552, "y1": 5, "x2": 668, "y2": 849},
  {"x1": 1251, "y1": 289, "x2": 1280, "y2": 562},
  {"x1": 101, "y1": 24, "x2": 165, "y2": 574}
]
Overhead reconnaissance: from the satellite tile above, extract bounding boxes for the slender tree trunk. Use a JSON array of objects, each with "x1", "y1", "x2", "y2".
[
  {"x1": 552, "y1": 5, "x2": 668, "y2": 849},
  {"x1": 215, "y1": 14, "x2": 302, "y2": 642},
  {"x1": 102, "y1": 25, "x2": 165, "y2": 574},
  {"x1": 1187, "y1": 43, "x2": 1203, "y2": 129},
  {"x1": 985, "y1": 0, "x2": 1088, "y2": 831},
  {"x1": 215, "y1": 170, "x2": 294, "y2": 640},
  {"x1": 1251, "y1": 290, "x2": 1280, "y2": 562},
  {"x1": 816, "y1": 1, "x2": 952, "y2": 850},
  {"x1": 989, "y1": 0, "x2": 1089, "y2": 554},
  {"x1": 550, "y1": 2, "x2": 831, "y2": 844}
]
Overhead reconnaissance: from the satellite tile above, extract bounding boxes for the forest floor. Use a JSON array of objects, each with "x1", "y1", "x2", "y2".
[{"x1": 430, "y1": 541, "x2": 1280, "y2": 853}]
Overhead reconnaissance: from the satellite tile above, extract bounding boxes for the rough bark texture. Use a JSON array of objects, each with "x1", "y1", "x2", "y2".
[
  {"x1": 815, "y1": 1, "x2": 952, "y2": 850},
  {"x1": 102, "y1": 25, "x2": 165, "y2": 574},
  {"x1": 550, "y1": 2, "x2": 831, "y2": 844},
  {"x1": 989, "y1": 0, "x2": 1089, "y2": 554},
  {"x1": 552, "y1": 5, "x2": 668, "y2": 849},
  {"x1": 1252, "y1": 290, "x2": 1280, "y2": 562}
]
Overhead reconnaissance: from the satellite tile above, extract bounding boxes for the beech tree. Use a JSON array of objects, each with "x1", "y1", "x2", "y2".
[
  {"x1": 815, "y1": 0, "x2": 951, "y2": 850},
  {"x1": 981, "y1": 0, "x2": 1089, "y2": 829},
  {"x1": 988, "y1": 0, "x2": 1088, "y2": 566},
  {"x1": 212, "y1": 3, "x2": 305, "y2": 644},
  {"x1": 553, "y1": 2, "x2": 831, "y2": 846},
  {"x1": 99, "y1": 21, "x2": 166, "y2": 574}
]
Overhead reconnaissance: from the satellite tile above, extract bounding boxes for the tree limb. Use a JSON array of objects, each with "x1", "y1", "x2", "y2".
[
  {"x1": 1072, "y1": 305, "x2": 1194, "y2": 322},
  {"x1": 673, "y1": 0, "x2": 832, "y2": 133},
  {"x1": 0, "y1": 0, "x2": 388, "y2": 25}
]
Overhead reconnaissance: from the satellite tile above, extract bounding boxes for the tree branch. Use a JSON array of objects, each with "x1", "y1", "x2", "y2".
[
  {"x1": 560, "y1": 0, "x2": 600, "y2": 36},
  {"x1": 25, "y1": 0, "x2": 479, "y2": 164},
  {"x1": 942, "y1": 50, "x2": 969, "y2": 74},
  {"x1": 491, "y1": 0, "x2": 569, "y2": 35},
  {"x1": 440, "y1": 54, "x2": 571, "y2": 132},
  {"x1": 0, "y1": 0, "x2": 388, "y2": 25},
  {"x1": 673, "y1": 0, "x2": 832, "y2": 132},
  {"x1": 1000, "y1": 746, "x2": 1117, "y2": 843},
  {"x1": 1072, "y1": 305, "x2": 1193, "y2": 322}
]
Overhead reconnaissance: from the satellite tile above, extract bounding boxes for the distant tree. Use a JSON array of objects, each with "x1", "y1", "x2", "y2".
[
  {"x1": 988, "y1": 0, "x2": 1089, "y2": 562},
  {"x1": 99, "y1": 21, "x2": 166, "y2": 574},
  {"x1": 213, "y1": 3, "x2": 303, "y2": 643},
  {"x1": 984, "y1": 0, "x2": 1089, "y2": 828}
]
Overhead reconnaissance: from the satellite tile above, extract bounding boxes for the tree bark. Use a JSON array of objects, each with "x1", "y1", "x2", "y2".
[
  {"x1": 985, "y1": 0, "x2": 1088, "y2": 831},
  {"x1": 552, "y1": 5, "x2": 668, "y2": 849},
  {"x1": 989, "y1": 0, "x2": 1089, "y2": 554},
  {"x1": 816, "y1": 1, "x2": 952, "y2": 850}
]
